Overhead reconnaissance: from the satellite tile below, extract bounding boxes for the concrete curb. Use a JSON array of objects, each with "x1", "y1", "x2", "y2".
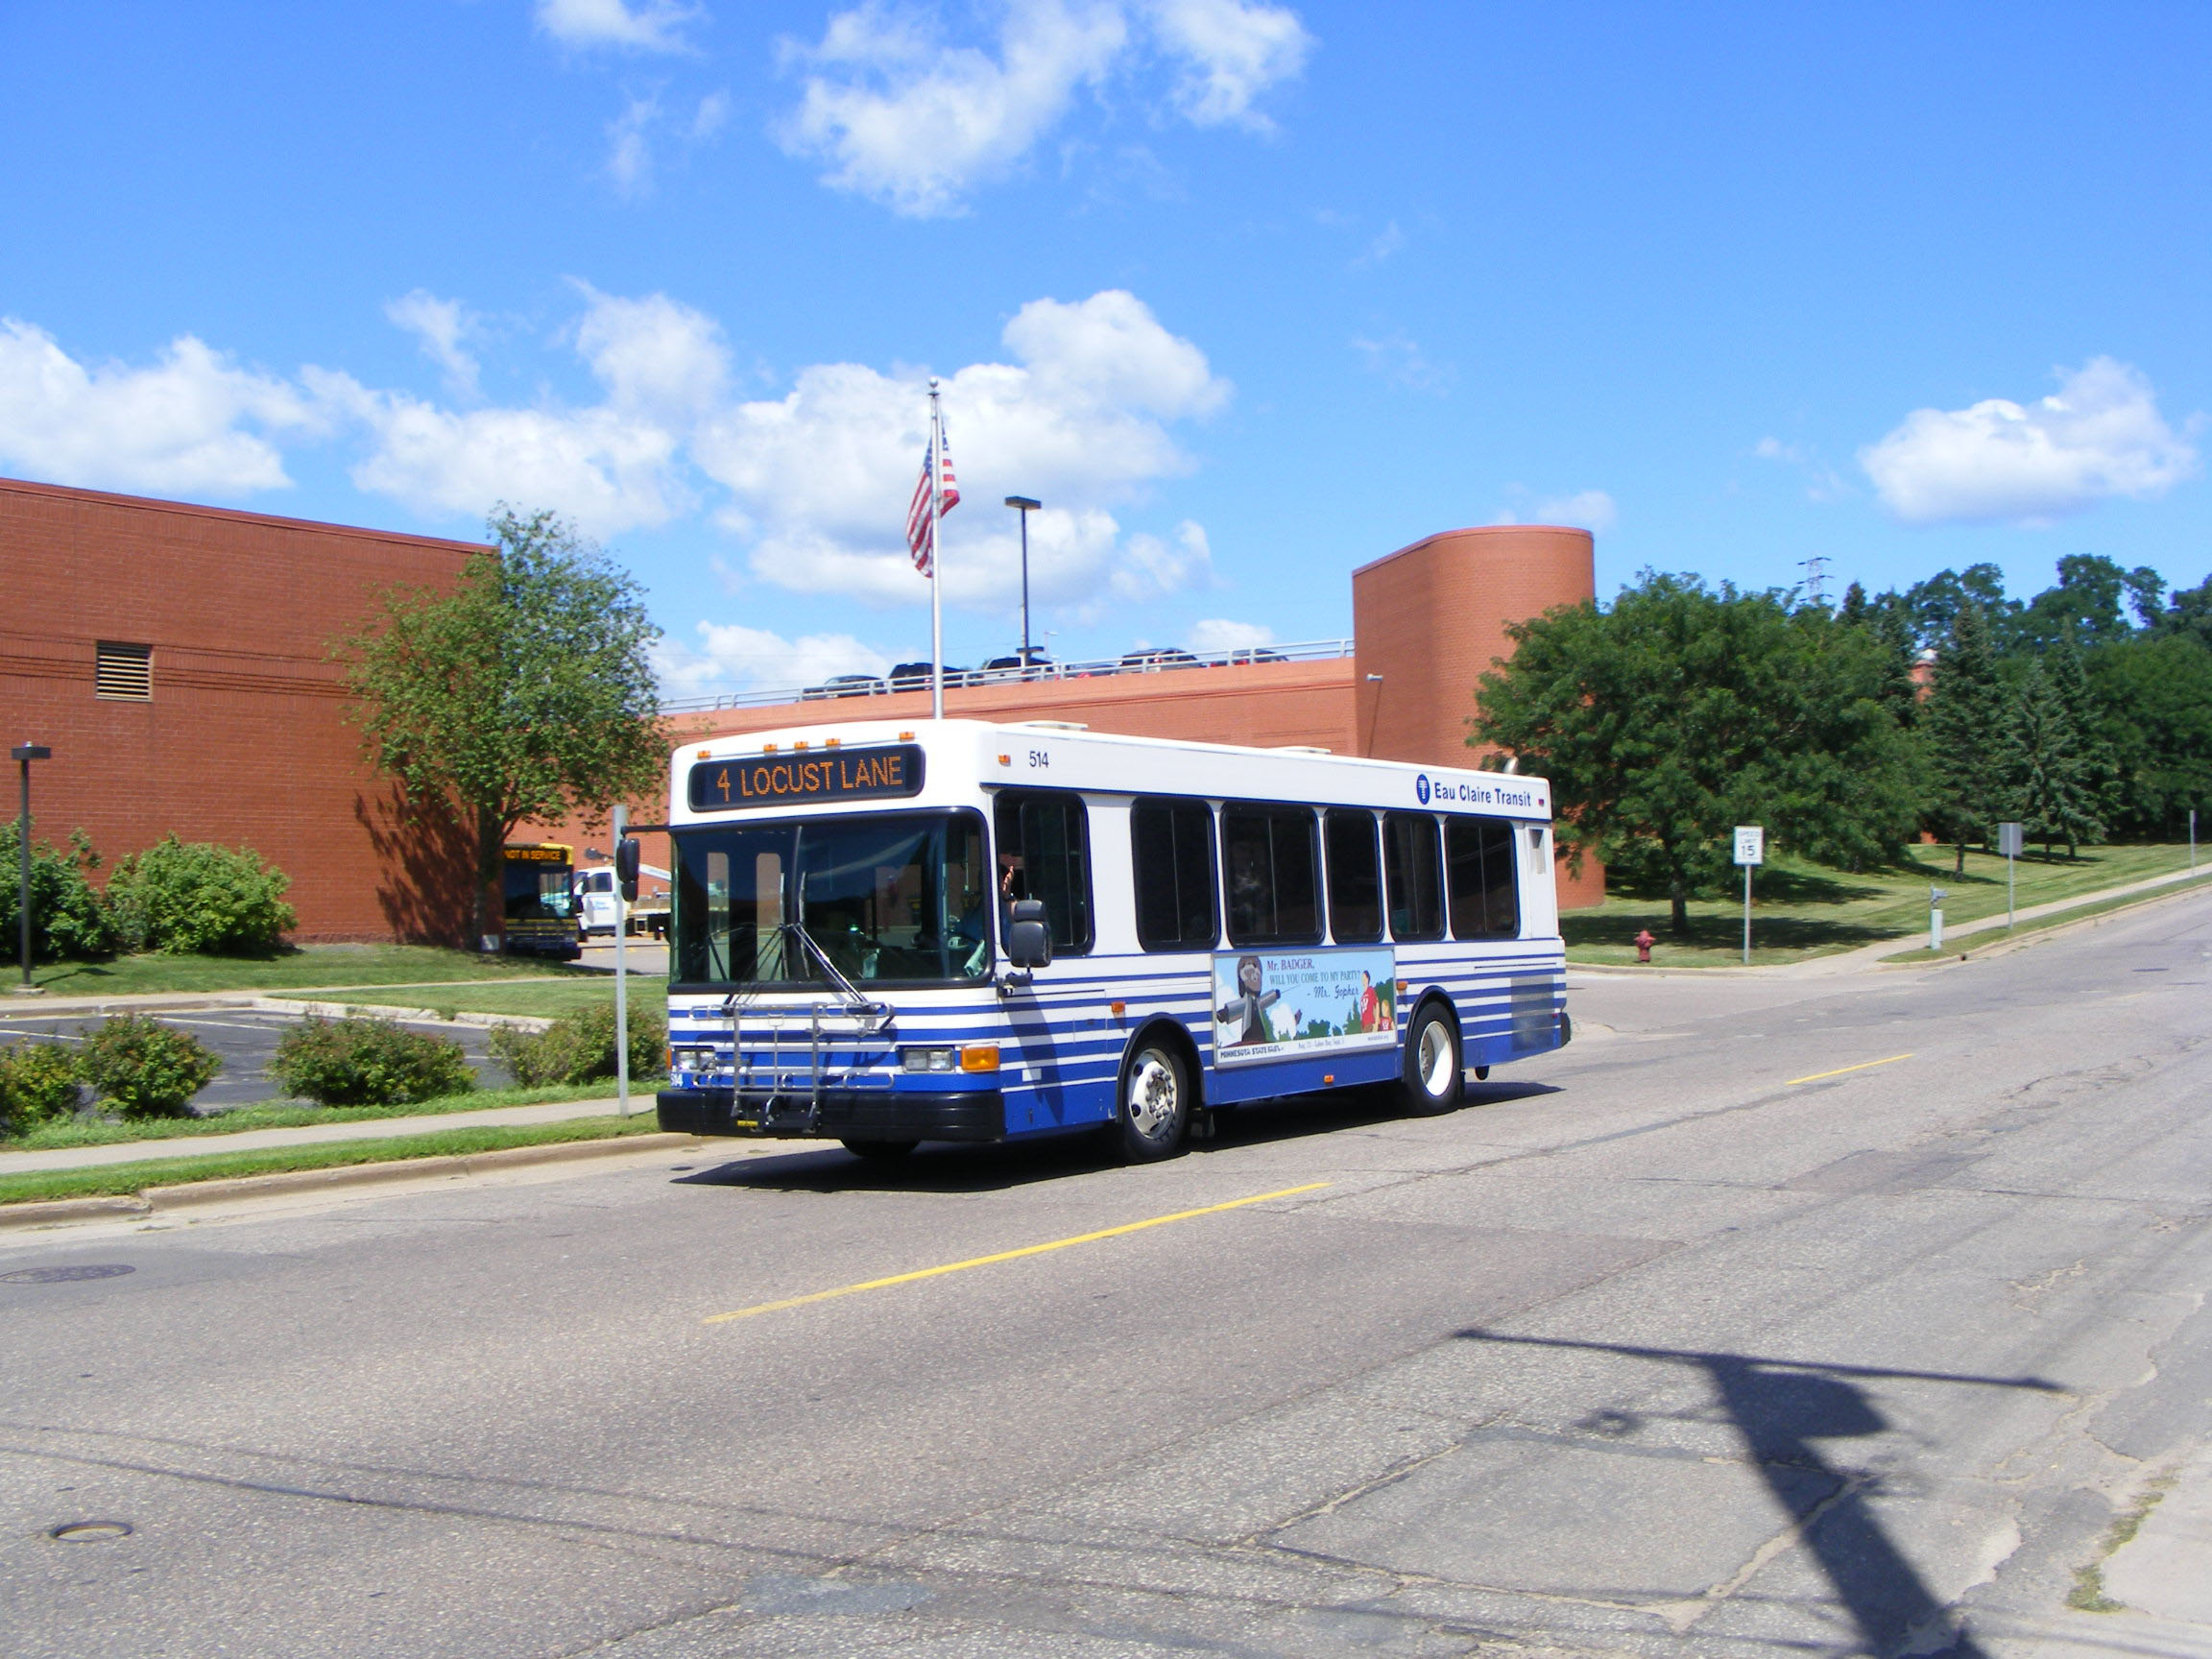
[
  {"x1": 0, "y1": 1131, "x2": 701, "y2": 1230},
  {"x1": 248, "y1": 998, "x2": 556, "y2": 1032}
]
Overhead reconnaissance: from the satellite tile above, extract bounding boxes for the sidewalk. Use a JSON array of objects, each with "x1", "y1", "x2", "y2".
[{"x1": 0, "y1": 1092, "x2": 650, "y2": 1178}]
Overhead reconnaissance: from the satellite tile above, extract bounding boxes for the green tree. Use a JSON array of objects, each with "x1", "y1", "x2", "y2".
[
  {"x1": 1921, "y1": 603, "x2": 2007, "y2": 875},
  {"x1": 2086, "y1": 633, "x2": 2212, "y2": 836},
  {"x1": 1902, "y1": 564, "x2": 2014, "y2": 649},
  {"x1": 1996, "y1": 661, "x2": 2104, "y2": 858},
  {"x1": 341, "y1": 507, "x2": 667, "y2": 944},
  {"x1": 1473, "y1": 573, "x2": 1921, "y2": 934},
  {"x1": 0, "y1": 824, "x2": 114, "y2": 963}
]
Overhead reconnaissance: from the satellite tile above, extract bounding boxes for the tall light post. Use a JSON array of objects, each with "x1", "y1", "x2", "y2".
[
  {"x1": 1005, "y1": 496, "x2": 1040, "y2": 669},
  {"x1": 12, "y1": 743, "x2": 51, "y2": 996}
]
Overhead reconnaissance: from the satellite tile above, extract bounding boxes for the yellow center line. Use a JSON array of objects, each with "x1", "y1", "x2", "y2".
[
  {"x1": 1786, "y1": 1053, "x2": 1914, "y2": 1087},
  {"x1": 702, "y1": 1181, "x2": 1332, "y2": 1325}
]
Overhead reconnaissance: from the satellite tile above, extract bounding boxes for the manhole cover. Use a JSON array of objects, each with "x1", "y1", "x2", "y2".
[
  {"x1": 1, "y1": 1264, "x2": 136, "y2": 1285},
  {"x1": 49, "y1": 1521, "x2": 133, "y2": 1543}
]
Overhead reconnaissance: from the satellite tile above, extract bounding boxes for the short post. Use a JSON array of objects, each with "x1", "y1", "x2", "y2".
[
  {"x1": 1733, "y1": 826, "x2": 1764, "y2": 965},
  {"x1": 2192, "y1": 808, "x2": 2198, "y2": 873},
  {"x1": 1998, "y1": 822, "x2": 2023, "y2": 929},
  {"x1": 1930, "y1": 886, "x2": 1947, "y2": 952},
  {"x1": 613, "y1": 804, "x2": 630, "y2": 1119},
  {"x1": 12, "y1": 743, "x2": 52, "y2": 997}
]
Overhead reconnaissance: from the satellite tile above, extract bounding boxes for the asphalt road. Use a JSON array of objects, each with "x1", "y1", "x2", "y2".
[
  {"x1": 0, "y1": 1009, "x2": 514, "y2": 1110},
  {"x1": 4, "y1": 892, "x2": 2210, "y2": 1658}
]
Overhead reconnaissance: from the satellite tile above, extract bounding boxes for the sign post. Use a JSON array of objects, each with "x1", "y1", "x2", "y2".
[
  {"x1": 1733, "y1": 827, "x2": 1764, "y2": 965},
  {"x1": 1997, "y1": 822, "x2": 2024, "y2": 929},
  {"x1": 1930, "y1": 886, "x2": 1947, "y2": 952},
  {"x1": 612, "y1": 805, "x2": 630, "y2": 1119}
]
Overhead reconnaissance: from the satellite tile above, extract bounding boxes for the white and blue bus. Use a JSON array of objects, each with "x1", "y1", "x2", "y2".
[{"x1": 650, "y1": 719, "x2": 1570, "y2": 1161}]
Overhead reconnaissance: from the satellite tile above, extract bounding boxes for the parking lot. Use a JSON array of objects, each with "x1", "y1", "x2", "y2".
[{"x1": 0, "y1": 1009, "x2": 514, "y2": 1112}]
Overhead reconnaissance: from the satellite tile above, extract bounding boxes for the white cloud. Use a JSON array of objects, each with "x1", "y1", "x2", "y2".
[
  {"x1": 1860, "y1": 358, "x2": 2200, "y2": 527},
  {"x1": 604, "y1": 94, "x2": 660, "y2": 194},
  {"x1": 1188, "y1": 616, "x2": 1274, "y2": 654},
  {"x1": 0, "y1": 319, "x2": 324, "y2": 496},
  {"x1": 692, "y1": 89, "x2": 731, "y2": 138},
  {"x1": 655, "y1": 621, "x2": 889, "y2": 700},
  {"x1": 692, "y1": 288, "x2": 1230, "y2": 606},
  {"x1": 1753, "y1": 435, "x2": 1848, "y2": 503},
  {"x1": 779, "y1": 0, "x2": 1127, "y2": 217},
  {"x1": 1351, "y1": 330, "x2": 1451, "y2": 395},
  {"x1": 777, "y1": 0, "x2": 1308, "y2": 215},
  {"x1": 384, "y1": 290, "x2": 480, "y2": 397},
  {"x1": 536, "y1": 0, "x2": 700, "y2": 53},
  {"x1": 569, "y1": 283, "x2": 728, "y2": 416},
  {"x1": 326, "y1": 285, "x2": 721, "y2": 535},
  {"x1": 1533, "y1": 490, "x2": 1617, "y2": 534},
  {"x1": 1145, "y1": 0, "x2": 1310, "y2": 129}
]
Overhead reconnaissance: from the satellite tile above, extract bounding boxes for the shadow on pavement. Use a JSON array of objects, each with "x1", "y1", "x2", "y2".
[{"x1": 1454, "y1": 1330, "x2": 2067, "y2": 1658}]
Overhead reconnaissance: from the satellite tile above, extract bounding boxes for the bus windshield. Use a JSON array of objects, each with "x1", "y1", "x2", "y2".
[
  {"x1": 504, "y1": 861, "x2": 574, "y2": 922},
  {"x1": 672, "y1": 810, "x2": 990, "y2": 989}
]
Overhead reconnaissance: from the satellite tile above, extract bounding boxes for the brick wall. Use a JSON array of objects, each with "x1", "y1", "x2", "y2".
[{"x1": 0, "y1": 477, "x2": 486, "y2": 942}]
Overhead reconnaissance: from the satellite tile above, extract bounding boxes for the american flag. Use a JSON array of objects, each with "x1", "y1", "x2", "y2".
[{"x1": 904, "y1": 421, "x2": 960, "y2": 575}]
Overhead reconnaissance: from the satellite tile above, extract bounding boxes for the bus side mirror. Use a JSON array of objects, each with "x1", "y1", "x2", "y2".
[
  {"x1": 614, "y1": 836, "x2": 641, "y2": 902},
  {"x1": 1006, "y1": 899, "x2": 1051, "y2": 970}
]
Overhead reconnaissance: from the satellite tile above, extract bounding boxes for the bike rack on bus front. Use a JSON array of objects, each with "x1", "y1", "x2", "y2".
[{"x1": 721, "y1": 922, "x2": 891, "y2": 1134}]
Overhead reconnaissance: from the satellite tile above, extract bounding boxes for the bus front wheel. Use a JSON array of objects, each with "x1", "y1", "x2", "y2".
[
  {"x1": 1398, "y1": 1004, "x2": 1463, "y2": 1117},
  {"x1": 1117, "y1": 1040, "x2": 1190, "y2": 1162}
]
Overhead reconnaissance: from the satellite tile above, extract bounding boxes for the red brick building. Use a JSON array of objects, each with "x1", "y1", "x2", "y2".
[
  {"x1": 0, "y1": 477, "x2": 486, "y2": 941},
  {"x1": 4, "y1": 476, "x2": 1600, "y2": 942}
]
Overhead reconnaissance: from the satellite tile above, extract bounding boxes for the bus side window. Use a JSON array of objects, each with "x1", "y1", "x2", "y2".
[
  {"x1": 1446, "y1": 818, "x2": 1522, "y2": 939},
  {"x1": 1382, "y1": 812, "x2": 1444, "y2": 941},
  {"x1": 994, "y1": 791, "x2": 1094, "y2": 953},
  {"x1": 1132, "y1": 798, "x2": 1217, "y2": 950},
  {"x1": 1324, "y1": 809, "x2": 1382, "y2": 944},
  {"x1": 1222, "y1": 804, "x2": 1322, "y2": 947}
]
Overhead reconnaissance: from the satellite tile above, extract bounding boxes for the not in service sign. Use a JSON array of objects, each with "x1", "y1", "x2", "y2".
[{"x1": 688, "y1": 745, "x2": 926, "y2": 811}]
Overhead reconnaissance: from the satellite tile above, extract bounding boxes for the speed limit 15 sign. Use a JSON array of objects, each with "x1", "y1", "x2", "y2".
[{"x1": 1733, "y1": 826, "x2": 1765, "y2": 866}]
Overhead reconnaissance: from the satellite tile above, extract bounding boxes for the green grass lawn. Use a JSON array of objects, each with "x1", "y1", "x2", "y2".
[
  {"x1": 25, "y1": 944, "x2": 599, "y2": 998},
  {"x1": 271, "y1": 977, "x2": 656, "y2": 1021},
  {"x1": 1, "y1": 1081, "x2": 637, "y2": 1153},
  {"x1": 0, "y1": 1117, "x2": 671, "y2": 1207},
  {"x1": 1565, "y1": 842, "x2": 2207, "y2": 967}
]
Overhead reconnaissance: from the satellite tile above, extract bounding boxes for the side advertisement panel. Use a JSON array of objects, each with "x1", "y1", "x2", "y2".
[{"x1": 1211, "y1": 947, "x2": 1398, "y2": 1067}]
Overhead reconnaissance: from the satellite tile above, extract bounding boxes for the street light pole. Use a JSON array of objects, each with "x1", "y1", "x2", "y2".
[
  {"x1": 1005, "y1": 496, "x2": 1040, "y2": 668},
  {"x1": 12, "y1": 743, "x2": 51, "y2": 996}
]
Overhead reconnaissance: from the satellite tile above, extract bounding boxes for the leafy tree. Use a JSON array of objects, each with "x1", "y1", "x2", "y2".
[
  {"x1": 2013, "y1": 553, "x2": 2166, "y2": 652},
  {"x1": 1920, "y1": 603, "x2": 2007, "y2": 875},
  {"x1": 2041, "y1": 630, "x2": 2120, "y2": 826},
  {"x1": 1473, "y1": 573, "x2": 1921, "y2": 934},
  {"x1": 2087, "y1": 633, "x2": 2212, "y2": 836},
  {"x1": 2147, "y1": 571, "x2": 2212, "y2": 651},
  {"x1": 341, "y1": 507, "x2": 667, "y2": 945},
  {"x1": 1995, "y1": 661, "x2": 2104, "y2": 858},
  {"x1": 0, "y1": 824, "x2": 114, "y2": 963},
  {"x1": 1902, "y1": 564, "x2": 2014, "y2": 650}
]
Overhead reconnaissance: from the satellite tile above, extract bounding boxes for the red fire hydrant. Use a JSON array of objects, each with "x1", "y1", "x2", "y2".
[{"x1": 1634, "y1": 929, "x2": 1655, "y2": 964}]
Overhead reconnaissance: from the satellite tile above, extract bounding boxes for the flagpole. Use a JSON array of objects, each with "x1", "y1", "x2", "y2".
[{"x1": 928, "y1": 378, "x2": 944, "y2": 722}]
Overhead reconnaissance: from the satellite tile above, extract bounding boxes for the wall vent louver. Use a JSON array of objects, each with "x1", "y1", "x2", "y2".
[{"x1": 94, "y1": 641, "x2": 153, "y2": 701}]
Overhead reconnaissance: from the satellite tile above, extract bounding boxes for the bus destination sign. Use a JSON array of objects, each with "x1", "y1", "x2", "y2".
[{"x1": 688, "y1": 745, "x2": 926, "y2": 812}]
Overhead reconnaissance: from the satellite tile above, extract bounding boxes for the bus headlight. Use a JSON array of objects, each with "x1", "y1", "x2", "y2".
[
  {"x1": 902, "y1": 1046, "x2": 957, "y2": 1072},
  {"x1": 672, "y1": 1046, "x2": 716, "y2": 1072}
]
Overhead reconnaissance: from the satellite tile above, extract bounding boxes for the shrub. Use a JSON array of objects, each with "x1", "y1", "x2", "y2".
[
  {"x1": 105, "y1": 835, "x2": 297, "y2": 955},
  {"x1": 492, "y1": 1001, "x2": 667, "y2": 1088},
  {"x1": 0, "y1": 1041, "x2": 82, "y2": 1134},
  {"x1": 76, "y1": 1014, "x2": 222, "y2": 1118},
  {"x1": 0, "y1": 824, "x2": 115, "y2": 961},
  {"x1": 268, "y1": 1015, "x2": 474, "y2": 1107}
]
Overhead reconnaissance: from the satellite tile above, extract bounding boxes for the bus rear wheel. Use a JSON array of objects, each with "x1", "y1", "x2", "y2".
[
  {"x1": 1117, "y1": 1040, "x2": 1190, "y2": 1162},
  {"x1": 841, "y1": 1139, "x2": 918, "y2": 1161},
  {"x1": 1397, "y1": 1004, "x2": 1463, "y2": 1117}
]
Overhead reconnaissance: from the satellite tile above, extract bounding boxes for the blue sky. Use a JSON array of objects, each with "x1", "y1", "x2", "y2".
[{"x1": 5, "y1": 2, "x2": 2207, "y2": 698}]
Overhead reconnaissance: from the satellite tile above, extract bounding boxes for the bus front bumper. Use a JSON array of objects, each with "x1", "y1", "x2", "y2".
[{"x1": 656, "y1": 1087, "x2": 1006, "y2": 1143}]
